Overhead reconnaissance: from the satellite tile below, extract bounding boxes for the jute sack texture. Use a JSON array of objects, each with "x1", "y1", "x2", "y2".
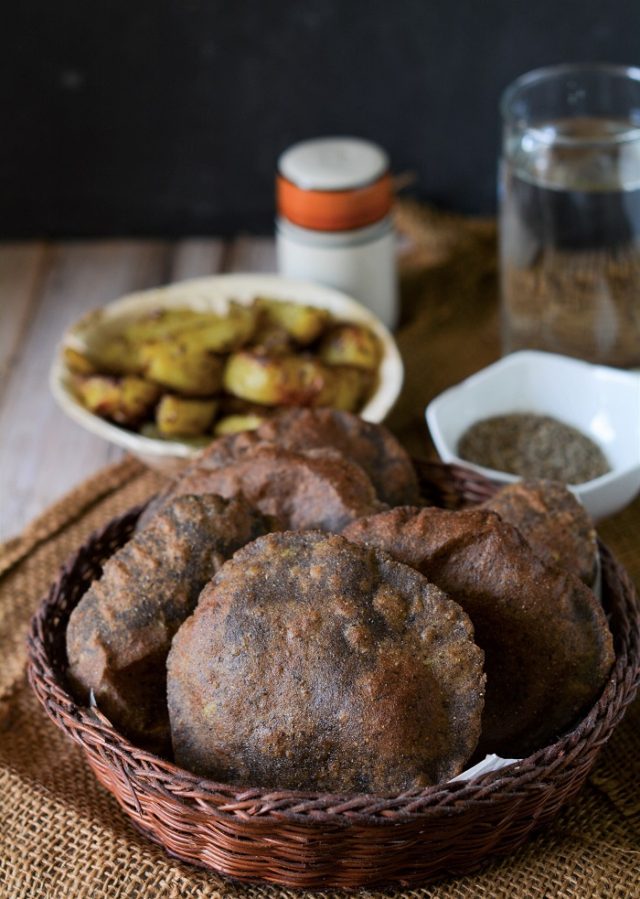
[{"x1": 1, "y1": 205, "x2": 639, "y2": 898}]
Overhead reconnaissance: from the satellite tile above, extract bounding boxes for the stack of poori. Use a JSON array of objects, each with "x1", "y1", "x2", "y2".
[{"x1": 66, "y1": 409, "x2": 614, "y2": 794}]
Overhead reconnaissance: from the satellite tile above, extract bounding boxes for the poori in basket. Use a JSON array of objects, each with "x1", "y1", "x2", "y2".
[
  {"x1": 482, "y1": 479, "x2": 598, "y2": 586},
  {"x1": 197, "y1": 406, "x2": 421, "y2": 506},
  {"x1": 343, "y1": 505, "x2": 614, "y2": 757},
  {"x1": 66, "y1": 493, "x2": 268, "y2": 752},
  {"x1": 167, "y1": 530, "x2": 485, "y2": 792},
  {"x1": 139, "y1": 407, "x2": 419, "y2": 528},
  {"x1": 140, "y1": 444, "x2": 385, "y2": 533}
]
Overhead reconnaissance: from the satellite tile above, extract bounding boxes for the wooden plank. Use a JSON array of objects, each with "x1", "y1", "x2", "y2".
[
  {"x1": 169, "y1": 239, "x2": 226, "y2": 280},
  {"x1": 0, "y1": 243, "x2": 48, "y2": 399},
  {"x1": 224, "y1": 236, "x2": 277, "y2": 273},
  {"x1": 0, "y1": 241, "x2": 170, "y2": 541}
]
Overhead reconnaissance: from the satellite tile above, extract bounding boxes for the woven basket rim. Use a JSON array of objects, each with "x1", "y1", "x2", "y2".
[{"x1": 26, "y1": 462, "x2": 640, "y2": 826}]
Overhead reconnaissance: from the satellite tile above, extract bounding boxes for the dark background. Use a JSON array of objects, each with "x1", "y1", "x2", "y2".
[{"x1": 3, "y1": 1, "x2": 639, "y2": 237}]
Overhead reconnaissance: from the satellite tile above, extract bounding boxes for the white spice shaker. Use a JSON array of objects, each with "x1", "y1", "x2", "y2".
[{"x1": 276, "y1": 137, "x2": 399, "y2": 329}]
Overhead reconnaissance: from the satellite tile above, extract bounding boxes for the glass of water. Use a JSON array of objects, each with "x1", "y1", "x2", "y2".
[{"x1": 500, "y1": 64, "x2": 640, "y2": 368}]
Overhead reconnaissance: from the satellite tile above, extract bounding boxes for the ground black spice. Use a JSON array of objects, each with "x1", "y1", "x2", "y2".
[{"x1": 457, "y1": 413, "x2": 611, "y2": 484}]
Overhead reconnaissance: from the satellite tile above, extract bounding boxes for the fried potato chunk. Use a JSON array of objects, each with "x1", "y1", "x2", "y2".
[
  {"x1": 141, "y1": 341, "x2": 223, "y2": 396},
  {"x1": 255, "y1": 297, "x2": 329, "y2": 345},
  {"x1": 250, "y1": 324, "x2": 294, "y2": 356},
  {"x1": 320, "y1": 323, "x2": 381, "y2": 370},
  {"x1": 75, "y1": 375, "x2": 160, "y2": 426},
  {"x1": 168, "y1": 531, "x2": 485, "y2": 791},
  {"x1": 172, "y1": 303, "x2": 257, "y2": 353},
  {"x1": 139, "y1": 423, "x2": 211, "y2": 447},
  {"x1": 63, "y1": 346, "x2": 98, "y2": 375},
  {"x1": 122, "y1": 307, "x2": 208, "y2": 342},
  {"x1": 88, "y1": 336, "x2": 144, "y2": 375},
  {"x1": 66, "y1": 494, "x2": 268, "y2": 751},
  {"x1": 213, "y1": 413, "x2": 264, "y2": 435},
  {"x1": 156, "y1": 395, "x2": 218, "y2": 437},
  {"x1": 223, "y1": 351, "x2": 334, "y2": 406},
  {"x1": 343, "y1": 507, "x2": 615, "y2": 758},
  {"x1": 321, "y1": 365, "x2": 372, "y2": 412}
]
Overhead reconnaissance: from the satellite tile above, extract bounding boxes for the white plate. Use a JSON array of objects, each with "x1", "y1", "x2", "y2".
[
  {"x1": 426, "y1": 350, "x2": 640, "y2": 521},
  {"x1": 51, "y1": 274, "x2": 404, "y2": 471}
]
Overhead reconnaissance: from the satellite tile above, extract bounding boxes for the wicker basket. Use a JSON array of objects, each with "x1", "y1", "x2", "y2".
[{"x1": 27, "y1": 462, "x2": 640, "y2": 889}]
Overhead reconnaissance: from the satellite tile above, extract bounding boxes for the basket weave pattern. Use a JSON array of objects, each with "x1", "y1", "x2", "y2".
[{"x1": 27, "y1": 465, "x2": 640, "y2": 889}]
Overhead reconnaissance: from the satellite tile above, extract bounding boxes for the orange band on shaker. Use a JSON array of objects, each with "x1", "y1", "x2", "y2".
[{"x1": 277, "y1": 173, "x2": 393, "y2": 231}]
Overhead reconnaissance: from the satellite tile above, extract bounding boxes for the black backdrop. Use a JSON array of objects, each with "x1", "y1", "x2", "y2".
[{"x1": 3, "y1": 1, "x2": 640, "y2": 237}]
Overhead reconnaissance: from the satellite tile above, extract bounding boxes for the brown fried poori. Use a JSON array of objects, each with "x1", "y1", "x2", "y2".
[
  {"x1": 141, "y1": 444, "x2": 385, "y2": 533},
  {"x1": 482, "y1": 480, "x2": 598, "y2": 586},
  {"x1": 66, "y1": 494, "x2": 268, "y2": 751},
  {"x1": 138, "y1": 409, "x2": 418, "y2": 530},
  {"x1": 343, "y1": 507, "x2": 614, "y2": 758},
  {"x1": 248, "y1": 409, "x2": 420, "y2": 506},
  {"x1": 192, "y1": 408, "x2": 419, "y2": 505},
  {"x1": 167, "y1": 531, "x2": 485, "y2": 793}
]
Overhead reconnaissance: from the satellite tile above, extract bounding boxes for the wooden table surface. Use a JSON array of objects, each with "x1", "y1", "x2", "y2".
[{"x1": 0, "y1": 237, "x2": 277, "y2": 542}]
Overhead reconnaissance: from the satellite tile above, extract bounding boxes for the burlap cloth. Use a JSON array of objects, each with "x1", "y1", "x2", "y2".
[{"x1": 1, "y1": 204, "x2": 639, "y2": 898}]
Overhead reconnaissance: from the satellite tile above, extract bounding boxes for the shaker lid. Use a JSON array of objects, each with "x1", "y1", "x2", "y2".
[
  {"x1": 278, "y1": 137, "x2": 388, "y2": 191},
  {"x1": 277, "y1": 137, "x2": 392, "y2": 231}
]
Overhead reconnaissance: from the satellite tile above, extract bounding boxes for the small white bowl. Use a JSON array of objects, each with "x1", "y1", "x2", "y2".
[
  {"x1": 51, "y1": 274, "x2": 404, "y2": 472},
  {"x1": 426, "y1": 350, "x2": 640, "y2": 521}
]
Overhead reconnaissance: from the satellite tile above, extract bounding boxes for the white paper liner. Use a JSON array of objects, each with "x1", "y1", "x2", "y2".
[
  {"x1": 449, "y1": 753, "x2": 522, "y2": 783},
  {"x1": 593, "y1": 551, "x2": 602, "y2": 602}
]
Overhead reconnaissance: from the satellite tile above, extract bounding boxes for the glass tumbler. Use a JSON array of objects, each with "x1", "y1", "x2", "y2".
[{"x1": 500, "y1": 64, "x2": 640, "y2": 368}]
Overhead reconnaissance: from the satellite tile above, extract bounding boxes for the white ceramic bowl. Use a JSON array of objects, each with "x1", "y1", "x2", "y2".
[
  {"x1": 51, "y1": 274, "x2": 404, "y2": 471},
  {"x1": 426, "y1": 350, "x2": 640, "y2": 521}
]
